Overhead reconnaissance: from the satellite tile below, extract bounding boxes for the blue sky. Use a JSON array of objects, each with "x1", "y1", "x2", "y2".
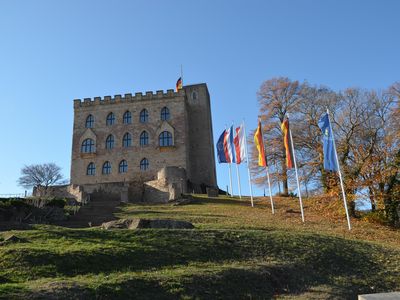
[{"x1": 0, "y1": 0, "x2": 399, "y2": 196}]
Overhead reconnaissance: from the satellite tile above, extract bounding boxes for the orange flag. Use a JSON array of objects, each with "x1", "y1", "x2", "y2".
[
  {"x1": 176, "y1": 77, "x2": 183, "y2": 91},
  {"x1": 281, "y1": 118, "x2": 294, "y2": 169},
  {"x1": 254, "y1": 120, "x2": 267, "y2": 167}
]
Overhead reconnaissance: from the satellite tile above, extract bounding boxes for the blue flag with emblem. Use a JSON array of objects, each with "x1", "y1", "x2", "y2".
[
  {"x1": 318, "y1": 112, "x2": 338, "y2": 172},
  {"x1": 216, "y1": 130, "x2": 228, "y2": 163}
]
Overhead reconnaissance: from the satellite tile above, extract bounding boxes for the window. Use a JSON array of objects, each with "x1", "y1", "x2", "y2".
[
  {"x1": 119, "y1": 160, "x2": 128, "y2": 173},
  {"x1": 86, "y1": 162, "x2": 96, "y2": 175},
  {"x1": 122, "y1": 132, "x2": 132, "y2": 147},
  {"x1": 159, "y1": 131, "x2": 173, "y2": 147},
  {"x1": 85, "y1": 114, "x2": 94, "y2": 128},
  {"x1": 191, "y1": 91, "x2": 198, "y2": 100},
  {"x1": 106, "y1": 112, "x2": 115, "y2": 126},
  {"x1": 81, "y1": 138, "x2": 95, "y2": 153},
  {"x1": 140, "y1": 131, "x2": 149, "y2": 146},
  {"x1": 102, "y1": 161, "x2": 111, "y2": 174},
  {"x1": 140, "y1": 109, "x2": 148, "y2": 123},
  {"x1": 123, "y1": 111, "x2": 132, "y2": 124},
  {"x1": 105, "y1": 134, "x2": 114, "y2": 149},
  {"x1": 161, "y1": 107, "x2": 170, "y2": 121},
  {"x1": 140, "y1": 158, "x2": 149, "y2": 171}
]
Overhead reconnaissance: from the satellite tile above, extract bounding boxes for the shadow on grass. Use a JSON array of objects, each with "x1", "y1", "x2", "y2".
[
  {"x1": 190, "y1": 197, "x2": 254, "y2": 206},
  {"x1": 1, "y1": 229, "x2": 399, "y2": 298}
]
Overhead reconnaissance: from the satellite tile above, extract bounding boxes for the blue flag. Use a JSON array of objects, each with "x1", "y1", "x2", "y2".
[
  {"x1": 318, "y1": 113, "x2": 338, "y2": 171},
  {"x1": 216, "y1": 128, "x2": 236, "y2": 164},
  {"x1": 216, "y1": 130, "x2": 228, "y2": 163}
]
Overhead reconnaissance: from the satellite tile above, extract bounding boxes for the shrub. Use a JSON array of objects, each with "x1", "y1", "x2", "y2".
[
  {"x1": 361, "y1": 210, "x2": 389, "y2": 226},
  {"x1": 45, "y1": 198, "x2": 66, "y2": 208}
]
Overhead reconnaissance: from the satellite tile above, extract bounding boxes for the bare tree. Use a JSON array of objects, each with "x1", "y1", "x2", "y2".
[
  {"x1": 250, "y1": 77, "x2": 303, "y2": 196},
  {"x1": 18, "y1": 163, "x2": 64, "y2": 192}
]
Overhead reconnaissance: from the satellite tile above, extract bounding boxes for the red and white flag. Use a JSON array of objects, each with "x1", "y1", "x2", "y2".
[{"x1": 234, "y1": 124, "x2": 246, "y2": 164}]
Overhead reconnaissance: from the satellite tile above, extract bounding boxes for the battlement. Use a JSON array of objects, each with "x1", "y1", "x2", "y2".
[{"x1": 74, "y1": 88, "x2": 186, "y2": 108}]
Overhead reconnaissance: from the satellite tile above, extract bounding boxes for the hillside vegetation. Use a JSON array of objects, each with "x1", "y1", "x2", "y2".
[{"x1": 0, "y1": 195, "x2": 399, "y2": 299}]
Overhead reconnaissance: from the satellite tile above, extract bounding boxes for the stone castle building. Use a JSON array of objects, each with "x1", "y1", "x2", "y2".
[{"x1": 66, "y1": 83, "x2": 217, "y2": 202}]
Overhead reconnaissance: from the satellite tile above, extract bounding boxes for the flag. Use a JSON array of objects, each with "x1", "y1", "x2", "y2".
[
  {"x1": 224, "y1": 126, "x2": 236, "y2": 163},
  {"x1": 176, "y1": 77, "x2": 183, "y2": 91},
  {"x1": 281, "y1": 118, "x2": 294, "y2": 169},
  {"x1": 234, "y1": 124, "x2": 246, "y2": 164},
  {"x1": 254, "y1": 120, "x2": 267, "y2": 167},
  {"x1": 318, "y1": 113, "x2": 338, "y2": 171},
  {"x1": 216, "y1": 128, "x2": 236, "y2": 163},
  {"x1": 216, "y1": 130, "x2": 228, "y2": 163}
]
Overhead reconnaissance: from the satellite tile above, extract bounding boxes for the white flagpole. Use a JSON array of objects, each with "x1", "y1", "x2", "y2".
[
  {"x1": 287, "y1": 114, "x2": 305, "y2": 222},
  {"x1": 180, "y1": 64, "x2": 183, "y2": 86},
  {"x1": 327, "y1": 109, "x2": 352, "y2": 230},
  {"x1": 242, "y1": 120, "x2": 254, "y2": 207},
  {"x1": 266, "y1": 167, "x2": 275, "y2": 214},
  {"x1": 233, "y1": 122, "x2": 242, "y2": 199},
  {"x1": 225, "y1": 125, "x2": 234, "y2": 197},
  {"x1": 258, "y1": 118, "x2": 275, "y2": 214},
  {"x1": 235, "y1": 163, "x2": 242, "y2": 199},
  {"x1": 228, "y1": 163, "x2": 233, "y2": 197}
]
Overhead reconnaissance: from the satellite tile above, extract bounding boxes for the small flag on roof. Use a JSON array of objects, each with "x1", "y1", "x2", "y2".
[{"x1": 176, "y1": 77, "x2": 183, "y2": 91}]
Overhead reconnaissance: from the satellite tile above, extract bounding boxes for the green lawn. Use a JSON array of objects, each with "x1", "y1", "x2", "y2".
[{"x1": 0, "y1": 195, "x2": 399, "y2": 299}]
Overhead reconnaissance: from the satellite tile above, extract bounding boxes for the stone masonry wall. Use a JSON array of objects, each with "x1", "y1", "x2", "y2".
[
  {"x1": 70, "y1": 89, "x2": 189, "y2": 186},
  {"x1": 184, "y1": 84, "x2": 217, "y2": 187}
]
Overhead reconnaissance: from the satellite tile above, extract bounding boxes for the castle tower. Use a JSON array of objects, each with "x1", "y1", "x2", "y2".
[{"x1": 183, "y1": 84, "x2": 217, "y2": 188}]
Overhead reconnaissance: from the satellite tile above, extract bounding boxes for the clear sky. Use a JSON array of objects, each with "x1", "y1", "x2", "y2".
[{"x1": 1, "y1": 0, "x2": 399, "y2": 196}]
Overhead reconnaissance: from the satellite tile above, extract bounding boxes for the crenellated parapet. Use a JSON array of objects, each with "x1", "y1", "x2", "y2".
[{"x1": 74, "y1": 88, "x2": 185, "y2": 108}]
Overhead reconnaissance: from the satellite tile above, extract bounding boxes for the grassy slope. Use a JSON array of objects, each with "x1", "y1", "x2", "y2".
[{"x1": 0, "y1": 195, "x2": 399, "y2": 299}]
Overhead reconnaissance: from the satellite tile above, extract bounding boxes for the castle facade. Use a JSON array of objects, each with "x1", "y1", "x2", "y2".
[{"x1": 69, "y1": 84, "x2": 217, "y2": 201}]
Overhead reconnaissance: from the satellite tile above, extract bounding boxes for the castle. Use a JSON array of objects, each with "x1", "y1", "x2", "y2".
[{"x1": 62, "y1": 83, "x2": 217, "y2": 202}]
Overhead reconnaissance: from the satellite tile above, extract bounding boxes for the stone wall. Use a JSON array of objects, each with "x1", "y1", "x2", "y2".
[
  {"x1": 33, "y1": 184, "x2": 87, "y2": 202},
  {"x1": 184, "y1": 84, "x2": 217, "y2": 188},
  {"x1": 70, "y1": 89, "x2": 189, "y2": 186}
]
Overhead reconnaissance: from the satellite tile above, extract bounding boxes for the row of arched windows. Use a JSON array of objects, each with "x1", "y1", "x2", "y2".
[
  {"x1": 85, "y1": 107, "x2": 170, "y2": 128},
  {"x1": 81, "y1": 131, "x2": 172, "y2": 153},
  {"x1": 86, "y1": 158, "x2": 149, "y2": 175}
]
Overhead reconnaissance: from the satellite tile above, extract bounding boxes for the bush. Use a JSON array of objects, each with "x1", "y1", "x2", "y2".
[
  {"x1": 361, "y1": 210, "x2": 389, "y2": 226},
  {"x1": 45, "y1": 198, "x2": 66, "y2": 208},
  {"x1": 0, "y1": 198, "x2": 30, "y2": 209}
]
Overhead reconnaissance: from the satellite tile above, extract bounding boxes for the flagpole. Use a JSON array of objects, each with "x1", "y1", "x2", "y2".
[
  {"x1": 233, "y1": 122, "x2": 242, "y2": 199},
  {"x1": 266, "y1": 167, "x2": 275, "y2": 214},
  {"x1": 225, "y1": 125, "x2": 233, "y2": 198},
  {"x1": 258, "y1": 118, "x2": 275, "y2": 214},
  {"x1": 235, "y1": 163, "x2": 242, "y2": 199},
  {"x1": 243, "y1": 120, "x2": 254, "y2": 207},
  {"x1": 287, "y1": 114, "x2": 305, "y2": 222},
  {"x1": 228, "y1": 163, "x2": 233, "y2": 197},
  {"x1": 180, "y1": 64, "x2": 183, "y2": 86},
  {"x1": 327, "y1": 109, "x2": 352, "y2": 230}
]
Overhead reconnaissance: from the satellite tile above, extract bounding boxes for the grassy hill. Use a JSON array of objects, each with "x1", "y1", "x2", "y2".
[{"x1": 0, "y1": 195, "x2": 399, "y2": 299}]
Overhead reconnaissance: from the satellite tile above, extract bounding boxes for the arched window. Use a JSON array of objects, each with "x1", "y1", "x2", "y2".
[
  {"x1": 159, "y1": 131, "x2": 173, "y2": 147},
  {"x1": 161, "y1": 107, "x2": 170, "y2": 121},
  {"x1": 122, "y1": 133, "x2": 132, "y2": 147},
  {"x1": 123, "y1": 111, "x2": 131, "y2": 124},
  {"x1": 191, "y1": 91, "x2": 198, "y2": 100},
  {"x1": 81, "y1": 138, "x2": 95, "y2": 153},
  {"x1": 86, "y1": 162, "x2": 96, "y2": 175},
  {"x1": 119, "y1": 160, "x2": 128, "y2": 173},
  {"x1": 140, "y1": 131, "x2": 149, "y2": 146},
  {"x1": 140, "y1": 109, "x2": 148, "y2": 123},
  {"x1": 140, "y1": 158, "x2": 149, "y2": 171},
  {"x1": 106, "y1": 112, "x2": 115, "y2": 126},
  {"x1": 85, "y1": 114, "x2": 94, "y2": 128},
  {"x1": 102, "y1": 161, "x2": 111, "y2": 174},
  {"x1": 105, "y1": 134, "x2": 114, "y2": 149}
]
